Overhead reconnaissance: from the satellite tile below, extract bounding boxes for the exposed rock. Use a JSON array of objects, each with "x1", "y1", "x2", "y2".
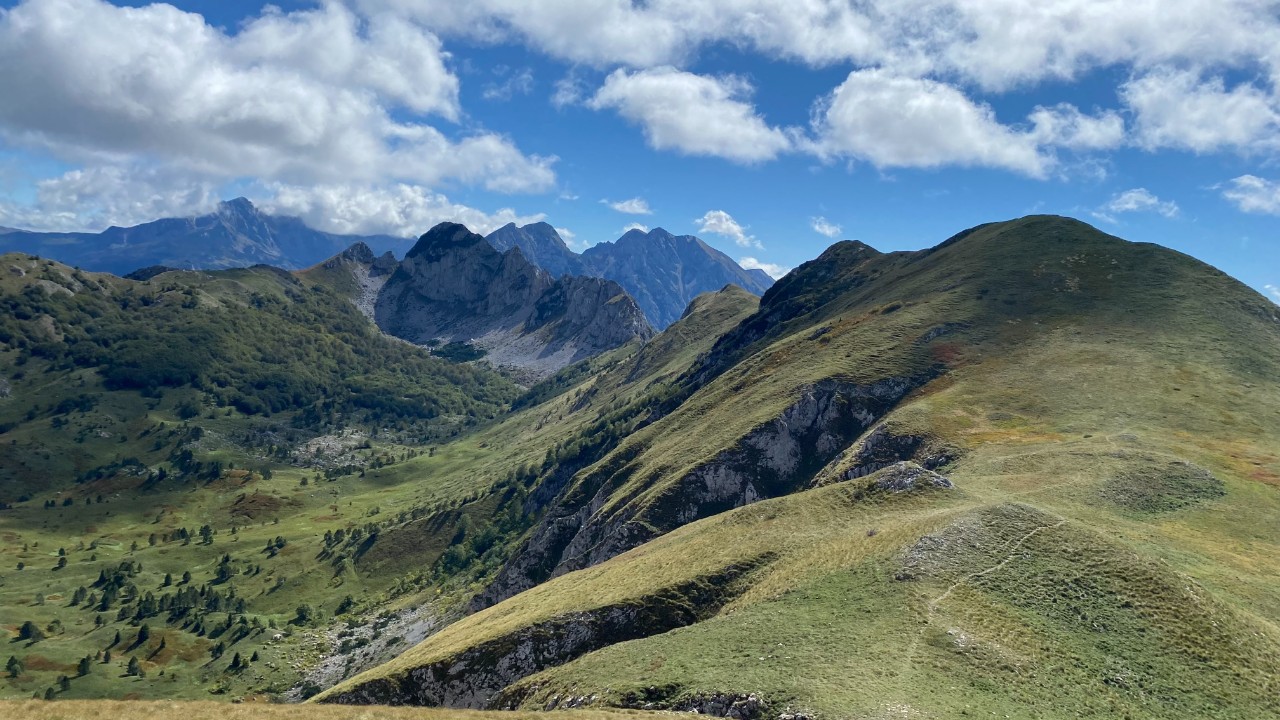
[
  {"x1": 322, "y1": 557, "x2": 769, "y2": 709},
  {"x1": 375, "y1": 223, "x2": 653, "y2": 380},
  {"x1": 475, "y1": 375, "x2": 929, "y2": 610},
  {"x1": 811, "y1": 422, "x2": 959, "y2": 487},
  {"x1": 865, "y1": 461, "x2": 954, "y2": 493}
]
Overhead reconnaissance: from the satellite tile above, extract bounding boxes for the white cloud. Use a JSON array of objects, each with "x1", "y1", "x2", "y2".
[
  {"x1": 1122, "y1": 70, "x2": 1280, "y2": 154},
  {"x1": 1222, "y1": 175, "x2": 1280, "y2": 215},
  {"x1": 1266, "y1": 284, "x2": 1280, "y2": 304},
  {"x1": 602, "y1": 197, "x2": 653, "y2": 214},
  {"x1": 1028, "y1": 104, "x2": 1125, "y2": 151},
  {"x1": 811, "y1": 70, "x2": 1049, "y2": 176},
  {"x1": 0, "y1": 165, "x2": 219, "y2": 232},
  {"x1": 621, "y1": 223, "x2": 649, "y2": 233},
  {"x1": 696, "y1": 209, "x2": 760, "y2": 249},
  {"x1": 0, "y1": 0, "x2": 555, "y2": 230},
  {"x1": 483, "y1": 67, "x2": 535, "y2": 101},
  {"x1": 555, "y1": 226, "x2": 587, "y2": 250},
  {"x1": 261, "y1": 183, "x2": 545, "y2": 237},
  {"x1": 589, "y1": 68, "x2": 793, "y2": 164},
  {"x1": 358, "y1": 1, "x2": 1280, "y2": 97},
  {"x1": 1092, "y1": 188, "x2": 1179, "y2": 224},
  {"x1": 551, "y1": 71, "x2": 588, "y2": 108},
  {"x1": 811, "y1": 216, "x2": 841, "y2": 238},
  {"x1": 739, "y1": 256, "x2": 790, "y2": 279}
]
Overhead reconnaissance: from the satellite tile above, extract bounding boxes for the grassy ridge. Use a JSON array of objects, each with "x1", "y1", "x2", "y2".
[{"x1": 328, "y1": 216, "x2": 1280, "y2": 718}]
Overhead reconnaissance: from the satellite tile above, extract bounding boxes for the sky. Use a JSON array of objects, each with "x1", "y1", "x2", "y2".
[{"x1": 0, "y1": 0, "x2": 1277, "y2": 302}]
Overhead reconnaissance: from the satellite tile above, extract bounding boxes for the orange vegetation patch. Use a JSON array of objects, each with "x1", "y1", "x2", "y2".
[
  {"x1": 229, "y1": 492, "x2": 298, "y2": 521},
  {"x1": 22, "y1": 655, "x2": 76, "y2": 673},
  {"x1": 1249, "y1": 467, "x2": 1280, "y2": 487}
]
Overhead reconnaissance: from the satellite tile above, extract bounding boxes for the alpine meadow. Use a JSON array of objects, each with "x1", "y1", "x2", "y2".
[{"x1": 2, "y1": 2, "x2": 1280, "y2": 720}]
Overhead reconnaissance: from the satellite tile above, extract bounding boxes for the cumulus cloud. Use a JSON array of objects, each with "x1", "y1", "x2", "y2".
[
  {"x1": 1092, "y1": 188, "x2": 1179, "y2": 224},
  {"x1": 1122, "y1": 70, "x2": 1280, "y2": 154},
  {"x1": 1266, "y1": 284, "x2": 1280, "y2": 304},
  {"x1": 1222, "y1": 175, "x2": 1280, "y2": 215},
  {"x1": 811, "y1": 70, "x2": 1049, "y2": 176},
  {"x1": 0, "y1": 0, "x2": 555, "y2": 230},
  {"x1": 357, "y1": 0, "x2": 1280, "y2": 95},
  {"x1": 696, "y1": 210, "x2": 759, "y2": 249},
  {"x1": 1028, "y1": 104, "x2": 1126, "y2": 151},
  {"x1": 811, "y1": 216, "x2": 841, "y2": 238},
  {"x1": 739, "y1": 256, "x2": 790, "y2": 279},
  {"x1": 261, "y1": 183, "x2": 545, "y2": 237},
  {"x1": 810, "y1": 71, "x2": 1133, "y2": 176},
  {"x1": 0, "y1": 165, "x2": 219, "y2": 232},
  {"x1": 602, "y1": 197, "x2": 653, "y2": 214},
  {"x1": 622, "y1": 222, "x2": 650, "y2": 233},
  {"x1": 590, "y1": 68, "x2": 793, "y2": 164}
]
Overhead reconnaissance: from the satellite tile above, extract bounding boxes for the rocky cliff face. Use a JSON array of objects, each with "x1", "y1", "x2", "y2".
[
  {"x1": 486, "y1": 223, "x2": 775, "y2": 329},
  {"x1": 321, "y1": 557, "x2": 768, "y2": 709},
  {"x1": 375, "y1": 223, "x2": 653, "y2": 380},
  {"x1": 474, "y1": 375, "x2": 931, "y2": 609}
]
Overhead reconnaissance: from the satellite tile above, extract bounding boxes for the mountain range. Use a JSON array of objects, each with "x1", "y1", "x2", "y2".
[
  {"x1": 487, "y1": 222, "x2": 774, "y2": 328},
  {"x1": 0, "y1": 198, "x2": 411, "y2": 275},
  {"x1": 1, "y1": 215, "x2": 1278, "y2": 720},
  {"x1": 0, "y1": 201, "x2": 774, "y2": 330}
]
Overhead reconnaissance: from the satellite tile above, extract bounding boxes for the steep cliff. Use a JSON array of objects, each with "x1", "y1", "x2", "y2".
[{"x1": 375, "y1": 223, "x2": 653, "y2": 380}]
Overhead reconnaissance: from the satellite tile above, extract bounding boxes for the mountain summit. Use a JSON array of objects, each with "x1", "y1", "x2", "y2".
[
  {"x1": 486, "y1": 223, "x2": 774, "y2": 328},
  {"x1": 375, "y1": 223, "x2": 654, "y2": 380}
]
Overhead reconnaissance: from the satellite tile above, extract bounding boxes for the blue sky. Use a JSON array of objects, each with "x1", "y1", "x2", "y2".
[{"x1": 0, "y1": 0, "x2": 1277, "y2": 303}]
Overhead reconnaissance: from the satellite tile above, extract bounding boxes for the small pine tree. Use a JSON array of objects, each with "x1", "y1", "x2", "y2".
[
  {"x1": 78, "y1": 656, "x2": 91, "y2": 676},
  {"x1": 126, "y1": 656, "x2": 141, "y2": 676},
  {"x1": 6, "y1": 655, "x2": 23, "y2": 678}
]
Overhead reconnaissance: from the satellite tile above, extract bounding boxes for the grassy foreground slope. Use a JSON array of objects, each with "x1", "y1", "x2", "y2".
[
  {"x1": 0, "y1": 253, "x2": 758, "y2": 703},
  {"x1": 0, "y1": 699, "x2": 657, "y2": 720},
  {"x1": 325, "y1": 217, "x2": 1280, "y2": 718}
]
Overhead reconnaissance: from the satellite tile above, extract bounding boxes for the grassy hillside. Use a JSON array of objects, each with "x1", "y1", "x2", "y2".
[
  {"x1": 0, "y1": 699, "x2": 657, "y2": 720},
  {"x1": 323, "y1": 217, "x2": 1280, "y2": 718},
  {"x1": 0, "y1": 253, "x2": 529, "y2": 701},
  {"x1": 0, "y1": 255, "x2": 759, "y2": 704}
]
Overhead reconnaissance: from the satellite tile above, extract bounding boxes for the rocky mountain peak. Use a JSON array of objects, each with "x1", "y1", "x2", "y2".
[{"x1": 406, "y1": 222, "x2": 490, "y2": 263}]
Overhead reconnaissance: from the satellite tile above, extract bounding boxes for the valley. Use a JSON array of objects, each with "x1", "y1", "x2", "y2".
[{"x1": 0, "y1": 215, "x2": 1278, "y2": 720}]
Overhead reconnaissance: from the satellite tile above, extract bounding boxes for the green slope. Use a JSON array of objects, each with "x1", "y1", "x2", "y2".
[
  {"x1": 0, "y1": 257, "x2": 758, "y2": 703},
  {"x1": 322, "y1": 216, "x2": 1280, "y2": 718}
]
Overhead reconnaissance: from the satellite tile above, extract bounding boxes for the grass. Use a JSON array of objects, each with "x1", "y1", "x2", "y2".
[
  {"x1": 0, "y1": 700, "x2": 661, "y2": 719},
  {"x1": 323, "y1": 216, "x2": 1280, "y2": 717},
  {"x1": 6, "y1": 215, "x2": 1280, "y2": 718},
  {"x1": 0, "y1": 258, "x2": 761, "y2": 703}
]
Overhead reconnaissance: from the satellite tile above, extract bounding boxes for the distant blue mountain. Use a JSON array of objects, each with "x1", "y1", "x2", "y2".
[
  {"x1": 0, "y1": 198, "x2": 411, "y2": 276},
  {"x1": 486, "y1": 223, "x2": 775, "y2": 329}
]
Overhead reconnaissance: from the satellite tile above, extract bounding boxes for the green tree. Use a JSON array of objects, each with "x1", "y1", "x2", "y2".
[{"x1": 126, "y1": 656, "x2": 141, "y2": 676}]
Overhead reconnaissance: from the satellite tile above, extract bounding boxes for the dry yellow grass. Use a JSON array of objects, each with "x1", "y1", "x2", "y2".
[{"x1": 0, "y1": 700, "x2": 662, "y2": 720}]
